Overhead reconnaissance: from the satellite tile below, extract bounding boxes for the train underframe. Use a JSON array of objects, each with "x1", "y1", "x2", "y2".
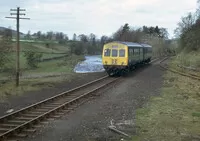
[{"x1": 103, "y1": 58, "x2": 151, "y2": 76}]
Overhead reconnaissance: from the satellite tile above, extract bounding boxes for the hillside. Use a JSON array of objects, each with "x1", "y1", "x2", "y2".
[{"x1": 0, "y1": 26, "x2": 25, "y2": 37}]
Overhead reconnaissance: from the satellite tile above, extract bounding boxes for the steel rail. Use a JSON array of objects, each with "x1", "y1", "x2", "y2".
[
  {"x1": 0, "y1": 76, "x2": 119, "y2": 140},
  {"x1": 0, "y1": 57, "x2": 160, "y2": 140},
  {"x1": 159, "y1": 57, "x2": 200, "y2": 80},
  {"x1": 0, "y1": 76, "x2": 108, "y2": 122}
]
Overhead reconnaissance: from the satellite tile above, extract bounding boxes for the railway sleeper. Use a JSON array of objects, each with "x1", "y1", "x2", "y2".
[
  {"x1": 33, "y1": 125, "x2": 42, "y2": 128},
  {"x1": 0, "y1": 124, "x2": 18, "y2": 128},
  {"x1": 23, "y1": 129, "x2": 36, "y2": 133},
  {"x1": 34, "y1": 109, "x2": 49, "y2": 112},
  {"x1": 20, "y1": 114, "x2": 38, "y2": 117},
  {"x1": 6, "y1": 139, "x2": 18, "y2": 141},
  {"x1": 29, "y1": 111, "x2": 44, "y2": 115},
  {"x1": 14, "y1": 133, "x2": 27, "y2": 138},
  {"x1": 40, "y1": 106, "x2": 56, "y2": 109},
  {"x1": 40, "y1": 121, "x2": 49, "y2": 124},
  {"x1": 66, "y1": 95, "x2": 80, "y2": 98},
  {"x1": 16, "y1": 117, "x2": 34, "y2": 120},
  {"x1": 50, "y1": 103, "x2": 64, "y2": 105},
  {"x1": 0, "y1": 127, "x2": 10, "y2": 131},
  {"x1": 65, "y1": 98, "x2": 77, "y2": 101},
  {"x1": 7, "y1": 120, "x2": 26, "y2": 124},
  {"x1": 61, "y1": 109, "x2": 71, "y2": 113},
  {"x1": 36, "y1": 107, "x2": 53, "y2": 110},
  {"x1": 47, "y1": 118, "x2": 55, "y2": 121},
  {"x1": 50, "y1": 115, "x2": 61, "y2": 118},
  {"x1": 56, "y1": 112, "x2": 65, "y2": 115},
  {"x1": 45, "y1": 104, "x2": 60, "y2": 107}
]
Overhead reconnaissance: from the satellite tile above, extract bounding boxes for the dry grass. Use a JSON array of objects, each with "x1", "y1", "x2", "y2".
[
  {"x1": 0, "y1": 74, "x2": 76, "y2": 102},
  {"x1": 0, "y1": 55, "x2": 84, "y2": 101},
  {"x1": 171, "y1": 52, "x2": 200, "y2": 76},
  {"x1": 132, "y1": 63, "x2": 200, "y2": 141}
]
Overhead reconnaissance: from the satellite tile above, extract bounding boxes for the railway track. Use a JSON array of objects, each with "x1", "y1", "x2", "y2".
[
  {"x1": 0, "y1": 76, "x2": 119, "y2": 141},
  {"x1": 0, "y1": 58, "x2": 160, "y2": 141},
  {"x1": 159, "y1": 57, "x2": 200, "y2": 80}
]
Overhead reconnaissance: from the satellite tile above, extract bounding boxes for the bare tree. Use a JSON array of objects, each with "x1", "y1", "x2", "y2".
[
  {"x1": 100, "y1": 35, "x2": 109, "y2": 44},
  {"x1": 25, "y1": 30, "x2": 31, "y2": 39},
  {"x1": 78, "y1": 34, "x2": 88, "y2": 42},
  {"x1": 73, "y1": 33, "x2": 77, "y2": 41},
  {"x1": 89, "y1": 33, "x2": 96, "y2": 45},
  {"x1": 175, "y1": 12, "x2": 196, "y2": 37}
]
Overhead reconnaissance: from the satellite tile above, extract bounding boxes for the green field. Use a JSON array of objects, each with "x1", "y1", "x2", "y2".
[
  {"x1": 0, "y1": 41, "x2": 84, "y2": 99},
  {"x1": 0, "y1": 54, "x2": 84, "y2": 100},
  {"x1": 1, "y1": 42, "x2": 70, "y2": 72}
]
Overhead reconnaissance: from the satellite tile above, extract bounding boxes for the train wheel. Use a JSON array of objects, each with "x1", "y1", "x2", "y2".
[
  {"x1": 130, "y1": 66, "x2": 136, "y2": 71},
  {"x1": 121, "y1": 69, "x2": 129, "y2": 76},
  {"x1": 107, "y1": 71, "x2": 115, "y2": 77}
]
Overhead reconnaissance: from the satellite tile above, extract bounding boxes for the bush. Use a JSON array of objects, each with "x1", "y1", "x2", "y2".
[
  {"x1": 69, "y1": 42, "x2": 85, "y2": 55},
  {"x1": 24, "y1": 51, "x2": 43, "y2": 68},
  {"x1": 176, "y1": 51, "x2": 200, "y2": 68},
  {"x1": 0, "y1": 33, "x2": 13, "y2": 71}
]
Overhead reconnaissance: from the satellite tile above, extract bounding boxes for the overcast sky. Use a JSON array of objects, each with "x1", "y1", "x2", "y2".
[{"x1": 0, "y1": 0, "x2": 198, "y2": 39}]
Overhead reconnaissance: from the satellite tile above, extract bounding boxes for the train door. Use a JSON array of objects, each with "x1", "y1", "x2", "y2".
[
  {"x1": 133, "y1": 48, "x2": 140, "y2": 63},
  {"x1": 140, "y1": 48, "x2": 143, "y2": 62}
]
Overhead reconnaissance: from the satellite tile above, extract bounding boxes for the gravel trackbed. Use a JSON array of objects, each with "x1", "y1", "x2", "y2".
[{"x1": 23, "y1": 61, "x2": 165, "y2": 141}]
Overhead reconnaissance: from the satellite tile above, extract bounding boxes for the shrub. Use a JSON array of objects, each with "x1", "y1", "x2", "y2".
[{"x1": 24, "y1": 51, "x2": 43, "y2": 68}]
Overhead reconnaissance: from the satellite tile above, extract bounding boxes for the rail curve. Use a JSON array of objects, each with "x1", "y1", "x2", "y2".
[{"x1": 159, "y1": 57, "x2": 200, "y2": 81}]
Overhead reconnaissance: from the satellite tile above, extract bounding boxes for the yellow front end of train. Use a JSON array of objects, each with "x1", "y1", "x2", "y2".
[{"x1": 102, "y1": 42, "x2": 128, "y2": 76}]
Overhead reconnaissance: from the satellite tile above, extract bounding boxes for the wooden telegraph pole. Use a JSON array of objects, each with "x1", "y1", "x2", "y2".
[{"x1": 5, "y1": 7, "x2": 30, "y2": 86}]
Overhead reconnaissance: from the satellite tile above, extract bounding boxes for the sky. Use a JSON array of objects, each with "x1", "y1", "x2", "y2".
[{"x1": 0, "y1": 0, "x2": 198, "y2": 39}]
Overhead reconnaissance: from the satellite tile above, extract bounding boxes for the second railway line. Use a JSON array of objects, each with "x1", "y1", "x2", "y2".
[{"x1": 159, "y1": 57, "x2": 200, "y2": 81}]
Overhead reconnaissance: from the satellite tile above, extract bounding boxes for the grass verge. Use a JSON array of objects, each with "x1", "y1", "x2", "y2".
[
  {"x1": 0, "y1": 55, "x2": 84, "y2": 101},
  {"x1": 132, "y1": 62, "x2": 200, "y2": 141},
  {"x1": 171, "y1": 51, "x2": 200, "y2": 76}
]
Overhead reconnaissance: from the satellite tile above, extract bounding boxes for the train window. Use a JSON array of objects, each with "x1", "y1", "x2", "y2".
[
  {"x1": 134, "y1": 48, "x2": 139, "y2": 54},
  {"x1": 104, "y1": 49, "x2": 110, "y2": 57},
  {"x1": 140, "y1": 48, "x2": 143, "y2": 53},
  {"x1": 112, "y1": 49, "x2": 118, "y2": 57},
  {"x1": 129, "y1": 49, "x2": 133, "y2": 55},
  {"x1": 119, "y1": 49, "x2": 125, "y2": 57},
  {"x1": 144, "y1": 48, "x2": 146, "y2": 53}
]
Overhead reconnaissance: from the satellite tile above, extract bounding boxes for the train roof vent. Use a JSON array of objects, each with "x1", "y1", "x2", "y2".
[
  {"x1": 113, "y1": 41, "x2": 152, "y2": 48},
  {"x1": 140, "y1": 43, "x2": 152, "y2": 48},
  {"x1": 114, "y1": 41, "x2": 143, "y2": 47}
]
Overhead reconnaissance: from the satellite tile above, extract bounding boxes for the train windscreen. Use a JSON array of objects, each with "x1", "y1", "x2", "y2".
[
  {"x1": 119, "y1": 49, "x2": 125, "y2": 57},
  {"x1": 112, "y1": 49, "x2": 118, "y2": 57},
  {"x1": 104, "y1": 49, "x2": 111, "y2": 57}
]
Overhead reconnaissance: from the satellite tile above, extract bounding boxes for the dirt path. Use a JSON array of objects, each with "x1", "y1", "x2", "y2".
[
  {"x1": 0, "y1": 72, "x2": 106, "y2": 117},
  {"x1": 22, "y1": 62, "x2": 165, "y2": 141}
]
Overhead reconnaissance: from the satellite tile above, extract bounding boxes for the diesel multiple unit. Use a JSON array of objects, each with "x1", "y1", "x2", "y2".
[{"x1": 102, "y1": 41, "x2": 152, "y2": 76}]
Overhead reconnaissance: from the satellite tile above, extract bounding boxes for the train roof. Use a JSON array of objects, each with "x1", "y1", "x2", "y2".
[{"x1": 112, "y1": 41, "x2": 152, "y2": 48}]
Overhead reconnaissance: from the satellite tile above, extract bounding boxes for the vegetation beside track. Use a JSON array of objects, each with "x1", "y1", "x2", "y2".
[
  {"x1": 0, "y1": 55, "x2": 84, "y2": 101},
  {"x1": 170, "y1": 51, "x2": 200, "y2": 77},
  {"x1": 130, "y1": 59, "x2": 200, "y2": 141}
]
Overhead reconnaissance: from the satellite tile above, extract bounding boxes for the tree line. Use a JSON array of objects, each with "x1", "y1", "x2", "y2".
[
  {"x1": 24, "y1": 31, "x2": 69, "y2": 44},
  {"x1": 0, "y1": 23, "x2": 173, "y2": 70},
  {"x1": 175, "y1": 0, "x2": 200, "y2": 51},
  {"x1": 69, "y1": 23, "x2": 172, "y2": 57}
]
